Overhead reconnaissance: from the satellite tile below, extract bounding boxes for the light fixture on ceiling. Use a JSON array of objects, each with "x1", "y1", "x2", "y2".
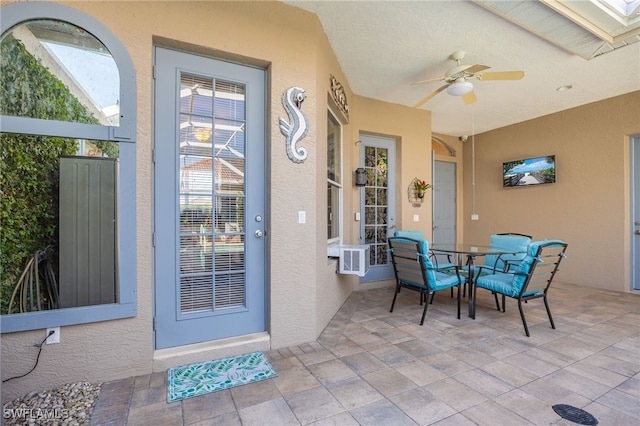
[
  {"x1": 194, "y1": 127, "x2": 211, "y2": 142},
  {"x1": 557, "y1": 85, "x2": 573, "y2": 92},
  {"x1": 447, "y1": 80, "x2": 473, "y2": 96}
]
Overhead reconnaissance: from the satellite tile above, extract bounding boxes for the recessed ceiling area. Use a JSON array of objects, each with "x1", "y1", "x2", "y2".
[{"x1": 283, "y1": 0, "x2": 640, "y2": 137}]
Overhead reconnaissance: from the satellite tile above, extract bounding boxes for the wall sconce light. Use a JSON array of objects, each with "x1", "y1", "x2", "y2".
[{"x1": 355, "y1": 168, "x2": 366, "y2": 187}]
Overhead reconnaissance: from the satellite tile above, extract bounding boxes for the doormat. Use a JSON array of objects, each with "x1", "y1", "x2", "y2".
[
  {"x1": 552, "y1": 404, "x2": 598, "y2": 425},
  {"x1": 167, "y1": 351, "x2": 277, "y2": 402}
]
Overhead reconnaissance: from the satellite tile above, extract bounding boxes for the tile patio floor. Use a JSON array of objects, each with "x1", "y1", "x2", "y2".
[{"x1": 90, "y1": 282, "x2": 640, "y2": 425}]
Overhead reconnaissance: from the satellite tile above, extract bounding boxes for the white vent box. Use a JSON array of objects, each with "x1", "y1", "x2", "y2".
[{"x1": 338, "y1": 245, "x2": 370, "y2": 277}]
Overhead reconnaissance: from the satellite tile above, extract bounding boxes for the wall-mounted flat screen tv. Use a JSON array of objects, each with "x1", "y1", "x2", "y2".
[{"x1": 503, "y1": 155, "x2": 556, "y2": 187}]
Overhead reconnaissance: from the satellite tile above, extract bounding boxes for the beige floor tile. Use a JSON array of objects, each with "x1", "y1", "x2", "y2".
[
  {"x1": 595, "y1": 388, "x2": 640, "y2": 419},
  {"x1": 237, "y1": 397, "x2": 299, "y2": 426},
  {"x1": 425, "y1": 377, "x2": 487, "y2": 412},
  {"x1": 340, "y1": 351, "x2": 387, "y2": 375},
  {"x1": 284, "y1": 385, "x2": 345, "y2": 424},
  {"x1": 272, "y1": 364, "x2": 322, "y2": 396},
  {"x1": 310, "y1": 411, "x2": 360, "y2": 426},
  {"x1": 478, "y1": 360, "x2": 540, "y2": 387},
  {"x1": 494, "y1": 389, "x2": 566, "y2": 425},
  {"x1": 229, "y1": 378, "x2": 281, "y2": 410},
  {"x1": 181, "y1": 390, "x2": 235, "y2": 425},
  {"x1": 462, "y1": 400, "x2": 536, "y2": 426},
  {"x1": 452, "y1": 368, "x2": 514, "y2": 398},
  {"x1": 362, "y1": 367, "x2": 418, "y2": 397},
  {"x1": 394, "y1": 359, "x2": 447, "y2": 386},
  {"x1": 349, "y1": 398, "x2": 418, "y2": 426},
  {"x1": 325, "y1": 376, "x2": 383, "y2": 410},
  {"x1": 389, "y1": 386, "x2": 457, "y2": 425},
  {"x1": 307, "y1": 358, "x2": 358, "y2": 385}
]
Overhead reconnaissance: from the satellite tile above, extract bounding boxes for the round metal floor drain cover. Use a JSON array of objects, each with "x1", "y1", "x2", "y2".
[{"x1": 552, "y1": 404, "x2": 598, "y2": 425}]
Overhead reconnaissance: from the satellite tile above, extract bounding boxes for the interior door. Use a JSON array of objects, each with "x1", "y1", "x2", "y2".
[
  {"x1": 633, "y1": 135, "x2": 640, "y2": 290},
  {"x1": 153, "y1": 47, "x2": 266, "y2": 349},
  {"x1": 359, "y1": 134, "x2": 396, "y2": 282},
  {"x1": 432, "y1": 160, "x2": 456, "y2": 265}
]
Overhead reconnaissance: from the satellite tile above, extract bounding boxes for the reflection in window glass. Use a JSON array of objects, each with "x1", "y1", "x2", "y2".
[
  {"x1": 327, "y1": 112, "x2": 342, "y2": 241},
  {"x1": 0, "y1": 134, "x2": 119, "y2": 314},
  {"x1": 0, "y1": 19, "x2": 120, "y2": 126},
  {"x1": 178, "y1": 73, "x2": 248, "y2": 313}
]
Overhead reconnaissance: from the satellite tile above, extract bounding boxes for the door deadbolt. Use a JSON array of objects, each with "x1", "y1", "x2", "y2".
[{"x1": 255, "y1": 230, "x2": 264, "y2": 238}]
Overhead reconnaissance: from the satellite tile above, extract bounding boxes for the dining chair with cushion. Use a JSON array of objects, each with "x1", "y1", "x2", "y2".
[
  {"x1": 482, "y1": 233, "x2": 532, "y2": 274},
  {"x1": 388, "y1": 236, "x2": 464, "y2": 325},
  {"x1": 475, "y1": 240, "x2": 568, "y2": 336}
]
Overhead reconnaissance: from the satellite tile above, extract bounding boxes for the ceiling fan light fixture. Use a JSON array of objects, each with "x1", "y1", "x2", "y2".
[{"x1": 447, "y1": 81, "x2": 473, "y2": 96}]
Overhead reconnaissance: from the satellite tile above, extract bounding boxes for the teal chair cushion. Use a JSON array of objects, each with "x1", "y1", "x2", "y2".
[
  {"x1": 394, "y1": 230, "x2": 424, "y2": 240},
  {"x1": 478, "y1": 239, "x2": 566, "y2": 296},
  {"x1": 418, "y1": 239, "x2": 466, "y2": 289},
  {"x1": 484, "y1": 234, "x2": 531, "y2": 272},
  {"x1": 392, "y1": 237, "x2": 465, "y2": 291},
  {"x1": 476, "y1": 272, "x2": 518, "y2": 297}
]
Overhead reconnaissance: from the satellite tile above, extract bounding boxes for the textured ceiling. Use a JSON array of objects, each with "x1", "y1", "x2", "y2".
[{"x1": 283, "y1": 0, "x2": 640, "y2": 136}]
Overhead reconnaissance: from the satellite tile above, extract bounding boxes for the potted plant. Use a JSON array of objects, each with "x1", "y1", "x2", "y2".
[{"x1": 414, "y1": 179, "x2": 432, "y2": 199}]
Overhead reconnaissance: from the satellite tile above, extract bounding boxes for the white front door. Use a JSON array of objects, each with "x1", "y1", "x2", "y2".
[{"x1": 153, "y1": 47, "x2": 267, "y2": 349}]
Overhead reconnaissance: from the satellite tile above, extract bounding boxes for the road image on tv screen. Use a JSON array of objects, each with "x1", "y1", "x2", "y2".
[{"x1": 503, "y1": 155, "x2": 555, "y2": 187}]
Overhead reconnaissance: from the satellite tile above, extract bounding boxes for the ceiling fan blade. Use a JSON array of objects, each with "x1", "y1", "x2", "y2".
[
  {"x1": 411, "y1": 76, "x2": 444, "y2": 86},
  {"x1": 414, "y1": 84, "x2": 448, "y2": 108},
  {"x1": 462, "y1": 90, "x2": 477, "y2": 105},
  {"x1": 465, "y1": 64, "x2": 491, "y2": 74},
  {"x1": 475, "y1": 71, "x2": 524, "y2": 81}
]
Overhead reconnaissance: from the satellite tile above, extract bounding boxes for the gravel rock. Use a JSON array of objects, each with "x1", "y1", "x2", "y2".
[{"x1": 2, "y1": 382, "x2": 101, "y2": 425}]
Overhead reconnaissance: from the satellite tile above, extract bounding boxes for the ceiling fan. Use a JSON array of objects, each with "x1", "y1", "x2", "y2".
[{"x1": 412, "y1": 51, "x2": 524, "y2": 108}]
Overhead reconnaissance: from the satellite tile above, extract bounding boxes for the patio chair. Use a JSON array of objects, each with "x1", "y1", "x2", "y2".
[
  {"x1": 388, "y1": 237, "x2": 464, "y2": 325},
  {"x1": 394, "y1": 230, "x2": 455, "y2": 270},
  {"x1": 483, "y1": 233, "x2": 532, "y2": 274},
  {"x1": 475, "y1": 240, "x2": 568, "y2": 336},
  {"x1": 393, "y1": 230, "x2": 459, "y2": 304}
]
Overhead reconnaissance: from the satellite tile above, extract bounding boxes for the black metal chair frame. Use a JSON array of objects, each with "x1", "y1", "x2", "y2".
[
  {"x1": 388, "y1": 237, "x2": 462, "y2": 325},
  {"x1": 477, "y1": 241, "x2": 568, "y2": 337}
]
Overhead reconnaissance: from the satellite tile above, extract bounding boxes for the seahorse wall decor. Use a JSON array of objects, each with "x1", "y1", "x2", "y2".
[{"x1": 279, "y1": 86, "x2": 309, "y2": 163}]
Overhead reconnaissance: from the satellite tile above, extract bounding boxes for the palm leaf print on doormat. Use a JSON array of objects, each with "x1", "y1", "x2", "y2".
[{"x1": 167, "y1": 351, "x2": 277, "y2": 402}]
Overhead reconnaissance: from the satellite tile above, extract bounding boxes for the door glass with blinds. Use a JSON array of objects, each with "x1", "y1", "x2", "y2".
[
  {"x1": 178, "y1": 75, "x2": 246, "y2": 314},
  {"x1": 154, "y1": 47, "x2": 265, "y2": 349}
]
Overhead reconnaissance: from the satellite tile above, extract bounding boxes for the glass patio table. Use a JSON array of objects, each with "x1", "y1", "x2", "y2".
[{"x1": 430, "y1": 243, "x2": 525, "y2": 319}]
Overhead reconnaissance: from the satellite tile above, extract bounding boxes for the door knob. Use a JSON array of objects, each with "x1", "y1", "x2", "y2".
[
  {"x1": 635, "y1": 230, "x2": 640, "y2": 235},
  {"x1": 255, "y1": 230, "x2": 264, "y2": 238}
]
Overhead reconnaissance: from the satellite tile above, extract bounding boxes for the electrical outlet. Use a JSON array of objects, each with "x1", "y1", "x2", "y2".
[
  {"x1": 298, "y1": 211, "x2": 306, "y2": 224},
  {"x1": 413, "y1": 214, "x2": 419, "y2": 222},
  {"x1": 46, "y1": 327, "x2": 60, "y2": 344},
  {"x1": 471, "y1": 214, "x2": 479, "y2": 221}
]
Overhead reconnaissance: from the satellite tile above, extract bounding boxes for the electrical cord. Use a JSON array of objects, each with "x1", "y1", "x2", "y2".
[{"x1": 2, "y1": 330, "x2": 54, "y2": 383}]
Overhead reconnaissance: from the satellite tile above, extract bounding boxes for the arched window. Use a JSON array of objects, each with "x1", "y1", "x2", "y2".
[{"x1": 1, "y1": 2, "x2": 136, "y2": 332}]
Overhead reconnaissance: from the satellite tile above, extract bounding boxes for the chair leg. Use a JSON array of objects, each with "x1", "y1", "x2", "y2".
[
  {"x1": 390, "y1": 285, "x2": 400, "y2": 313},
  {"x1": 419, "y1": 291, "x2": 429, "y2": 325},
  {"x1": 429, "y1": 291, "x2": 435, "y2": 304},
  {"x1": 517, "y1": 299, "x2": 530, "y2": 337},
  {"x1": 543, "y1": 295, "x2": 556, "y2": 330},
  {"x1": 456, "y1": 285, "x2": 461, "y2": 319},
  {"x1": 493, "y1": 292, "x2": 500, "y2": 311},
  {"x1": 501, "y1": 294, "x2": 506, "y2": 312}
]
